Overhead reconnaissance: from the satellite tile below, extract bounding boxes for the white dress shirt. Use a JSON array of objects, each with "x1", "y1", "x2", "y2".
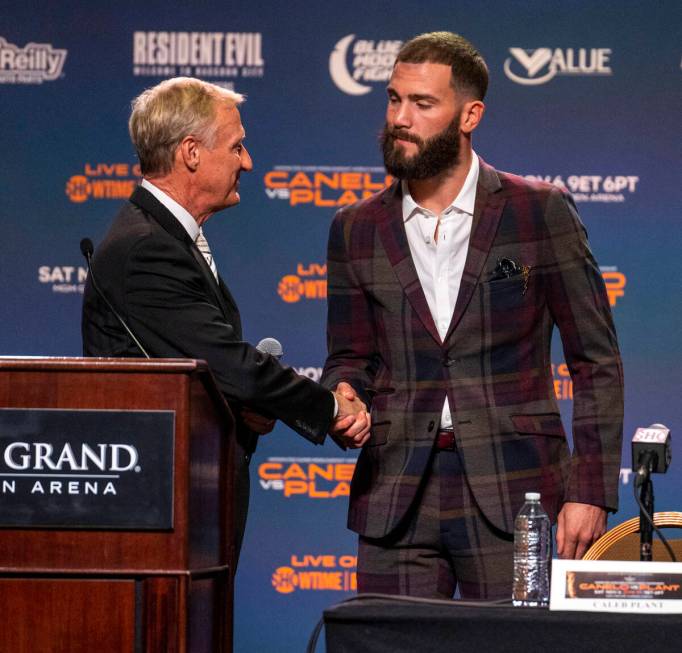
[
  {"x1": 402, "y1": 154, "x2": 480, "y2": 430},
  {"x1": 141, "y1": 178, "x2": 199, "y2": 241}
]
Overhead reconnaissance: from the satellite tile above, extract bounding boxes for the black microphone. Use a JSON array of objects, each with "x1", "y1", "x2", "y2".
[
  {"x1": 632, "y1": 423, "x2": 671, "y2": 487},
  {"x1": 80, "y1": 238, "x2": 150, "y2": 359},
  {"x1": 256, "y1": 337, "x2": 283, "y2": 360},
  {"x1": 79, "y1": 237, "x2": 93, "y2": 259}
]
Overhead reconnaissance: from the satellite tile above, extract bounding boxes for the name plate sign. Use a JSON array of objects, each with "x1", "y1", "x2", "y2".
[
  {"x1": 551, "y1": 559, "x2": 682, "y2": 613},
  {"x1": 0, "y1": 408, "x2": 175, "y2": 529}
]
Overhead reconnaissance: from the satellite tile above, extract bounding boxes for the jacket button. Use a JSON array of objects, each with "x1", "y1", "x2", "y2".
[
  {"x1": 443, "y1": 357, "x2": 457, "y2": 367},
  {"x1": 428, "y1": 421, "x2": 435, "y2": 432}
]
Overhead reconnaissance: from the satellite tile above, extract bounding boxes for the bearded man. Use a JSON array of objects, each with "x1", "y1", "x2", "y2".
[{"x1": 321, "y1": 32, "x2": 623, "y2": 599}]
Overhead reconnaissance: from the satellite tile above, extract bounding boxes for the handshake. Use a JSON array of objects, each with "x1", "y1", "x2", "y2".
[
  {"x1": 330, "y1": 382, "x2": 371, "y2": 449},
  {"x1": 240, "y1": 381, "x2": 370, "y2": 449}
]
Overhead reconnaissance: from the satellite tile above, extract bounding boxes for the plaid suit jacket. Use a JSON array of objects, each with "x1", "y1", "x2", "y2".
[{"x1": 322, "y1": 157, "x2": 624, "y2": 539}]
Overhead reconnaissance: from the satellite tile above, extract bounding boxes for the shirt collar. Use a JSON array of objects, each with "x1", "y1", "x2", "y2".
[
  {"x1": 141, "y1": 178, "x2": 200, "y2": 241},
  {"x1": 402, "y1": 151, "x2": 480, "y2": 221}
]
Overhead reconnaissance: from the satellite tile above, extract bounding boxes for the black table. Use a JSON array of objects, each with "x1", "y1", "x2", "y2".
[{"x1": 324, "y1": 596, "x2": 678, "y2": 652}]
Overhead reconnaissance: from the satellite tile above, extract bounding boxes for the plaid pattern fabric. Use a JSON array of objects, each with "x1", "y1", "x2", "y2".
[
  {"x1": 357, "y1": 447, "x2": 514, "y2": 600},
  {"x1": 322, "y1": 158, "x2": 624, "y2": 540}
]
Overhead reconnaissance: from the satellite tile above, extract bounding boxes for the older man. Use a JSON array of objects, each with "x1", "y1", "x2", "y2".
[
  {"x1": 82, "y1": 77, "x2": 369, "y2": 557},
  {"x1": 322, "y1": 32, "x2": 623, "y2": 599}
]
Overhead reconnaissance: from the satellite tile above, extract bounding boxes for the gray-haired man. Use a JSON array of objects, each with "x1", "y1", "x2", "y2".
[{"x1": 82, "y1": 77, "x2": 369, "y2": 558}]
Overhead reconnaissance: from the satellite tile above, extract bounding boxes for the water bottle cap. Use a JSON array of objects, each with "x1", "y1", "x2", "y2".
[{"x1": 525, "y1": 492, "x2": 541, "y2": 501}]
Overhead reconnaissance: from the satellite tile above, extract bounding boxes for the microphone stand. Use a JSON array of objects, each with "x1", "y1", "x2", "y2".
[{"x1": 639, "y1": 472, "x2": 654, "y2": 562}]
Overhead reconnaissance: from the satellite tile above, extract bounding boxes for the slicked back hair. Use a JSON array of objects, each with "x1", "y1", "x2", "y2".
[
  {"x1": 395, "y1": 32, "x2": 488, "y2": 100},
  {"x1": 129, "y1": 77, "x2": 244, "y2": 176}
]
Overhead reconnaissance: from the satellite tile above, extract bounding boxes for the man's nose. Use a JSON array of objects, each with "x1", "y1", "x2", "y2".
[
  {"x1": 391, "y1": 103, "x2": 412, "y2": 129},
  {"x1": 241, "y1": 146, "x2": 253, "y2": 172}
]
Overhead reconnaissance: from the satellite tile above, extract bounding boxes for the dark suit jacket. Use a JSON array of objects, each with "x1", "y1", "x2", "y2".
[
  {"x1": 82, "y1": 186, "x2": 334, "y2": 552},
  {"x1": 322, "y1": 158, "x2": 624, "y2": 540}
]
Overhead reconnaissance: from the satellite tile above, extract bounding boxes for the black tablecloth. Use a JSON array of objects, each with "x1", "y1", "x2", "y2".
[{"x1": 324, "y1": 597, "x2": 678, "y2": 652}]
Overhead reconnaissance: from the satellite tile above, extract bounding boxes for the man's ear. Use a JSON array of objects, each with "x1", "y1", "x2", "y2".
[
  {"x1": 178, "y1": 135, "x2": 200, "y2": 172},
  {"x1": 460, "y1": 100, "x2": 485, "y2": 134}
]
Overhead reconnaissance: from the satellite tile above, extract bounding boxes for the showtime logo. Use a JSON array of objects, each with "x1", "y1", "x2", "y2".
[
  {"x1": 65, "y1": 163, "x2": 141, "y2": 203},
  {"x1": 329, "y1": 34, "x2": 401, "y2": 95},
  {"x1": 277, "y1": 263, "x2": 327, "y2": 303},
  {"x1": 264, "y1": 165, "x2": 391, "y2": 207},
  {"x1": 258, "y1": 457, "x2": 354, "y2": 499},
  {"x1": 504, "y1": 47, "x2": 612, "y2": 85},
  {"x1": 0, "y1": 36, "x2": 67, "y2": 84},
  {"x1": 272, "y1": 554, "x2": 357, "y2": 594}
]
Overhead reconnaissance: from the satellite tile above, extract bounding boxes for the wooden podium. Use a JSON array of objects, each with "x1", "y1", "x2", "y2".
[{"x1": 0, "y1": 357, "x2": 235, "y2": 653}]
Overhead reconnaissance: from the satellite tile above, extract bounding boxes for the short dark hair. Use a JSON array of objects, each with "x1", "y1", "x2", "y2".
[{"x1": 396, "y1": 31, "x2": 488, "y2": 100}]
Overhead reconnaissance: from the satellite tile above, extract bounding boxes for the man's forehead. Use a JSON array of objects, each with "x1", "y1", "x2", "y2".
[
  {"x1": 389, "y1": 61, "x2": 453, "y2": 89},
  {"x1": 217, "y1": 103, "x2": 244, "y2": 133},
  {"x1": 218, "y1": 102, "x2": 241, "y2": 121}
]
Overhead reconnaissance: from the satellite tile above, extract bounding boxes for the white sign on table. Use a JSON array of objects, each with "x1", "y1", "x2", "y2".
[{"x1": 550, "y1": 559, "x2": 682, "y2": 613}]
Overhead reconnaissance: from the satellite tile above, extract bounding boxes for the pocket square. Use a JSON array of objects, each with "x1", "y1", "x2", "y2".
[
  {"x1": 490, "y1": 257, "x2": 531, "y2": 294},
  {"x1": 491, "y1": 257, "x2": 522, "y2": 280}
]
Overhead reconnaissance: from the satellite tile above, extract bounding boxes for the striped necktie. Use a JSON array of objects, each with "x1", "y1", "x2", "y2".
[{"x1": 195, "y1": 228, "x2": 218, "y2": 280}]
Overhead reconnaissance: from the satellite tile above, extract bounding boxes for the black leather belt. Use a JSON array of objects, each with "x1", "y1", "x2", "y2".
[{"x1": 435, "y1": 430, "x2": 456, "y2": 451}]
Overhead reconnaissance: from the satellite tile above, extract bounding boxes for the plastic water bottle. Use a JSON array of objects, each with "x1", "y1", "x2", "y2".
[{"x1": 512, "y1": 492, "x2": 551, "y2": 607}]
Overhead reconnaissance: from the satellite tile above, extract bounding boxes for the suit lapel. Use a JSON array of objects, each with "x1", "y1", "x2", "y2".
[
  {"x1": 130, "y1": 186, "x2": 193, "y2": 245},
  {"x1": 130, "y1": 186, "x2": 235, "y2": 322},
  {"x1": 444, "y1": 158, "x2": 506, "y2": 341},
  {"x1": 377, "y1": 183, "x2": 442, "y2": 345},
  {"x1": 187, "y1": 246, "x2": 235, "y2": 319}
]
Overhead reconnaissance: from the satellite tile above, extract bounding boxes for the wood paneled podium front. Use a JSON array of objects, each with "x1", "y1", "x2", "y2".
[{"x1": 0, "y1": 358, "x2": 236, "y2": 653}]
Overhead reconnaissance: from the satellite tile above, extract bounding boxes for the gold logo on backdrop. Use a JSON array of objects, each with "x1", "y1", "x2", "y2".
[
  {"x1": 277, "y1": 264, "x2": 327, "y2": 303},
  {"x1": 65, "y1": 163, "x2": 140, "y2": 203}
]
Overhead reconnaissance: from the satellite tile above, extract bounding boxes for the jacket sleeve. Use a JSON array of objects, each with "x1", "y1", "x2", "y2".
[
  {"x1": 544, "y1": 187, "x2": 624, "y2": 511},
  {"x1": 121, "y1": 235, "x2": 334, "y2": 444},
  {"x1": 321, "y1": 208, "x2": 378, "y2": 407}
]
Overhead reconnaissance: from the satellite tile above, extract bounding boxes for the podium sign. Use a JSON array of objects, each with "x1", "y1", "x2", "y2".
[
  {"x1": 551, "y1": 559, "x2": 682, "y2": 613},
  {"x1": 0, "y1": 408, "x2": 175, "y2": 529}
]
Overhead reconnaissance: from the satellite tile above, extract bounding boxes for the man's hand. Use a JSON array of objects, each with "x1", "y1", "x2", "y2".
[
  {"x1": 329, "y1": 382, "x2": 371, "y2": 448},
  {"x1": 241, "y1": 407, "x2": 276, "y2": 435},
  {"x1": 556, "y1": 502, "x2": 607, "y2": 559}
]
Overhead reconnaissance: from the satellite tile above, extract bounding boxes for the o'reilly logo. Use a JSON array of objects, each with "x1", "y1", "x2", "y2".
[
  {"x1": 504, "y1": 47, "x2": 612, "y2": 85},
  {"x1": 0, "y1": 36, "x2": 67, "y2": 84}
]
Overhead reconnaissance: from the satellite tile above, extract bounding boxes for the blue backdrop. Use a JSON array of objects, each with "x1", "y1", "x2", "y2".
[{"x1": 2, "y1": 1, "x2": 681, "y2": 650}]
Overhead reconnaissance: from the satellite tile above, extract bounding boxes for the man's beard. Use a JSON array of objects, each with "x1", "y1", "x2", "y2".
[{"x1": 381, "y1": 115, "x2": 461, "y2": 180}]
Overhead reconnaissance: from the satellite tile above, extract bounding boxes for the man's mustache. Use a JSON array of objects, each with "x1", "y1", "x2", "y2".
[{"x1": 387, "y1": 128, "x2": 423, "y2": 147}]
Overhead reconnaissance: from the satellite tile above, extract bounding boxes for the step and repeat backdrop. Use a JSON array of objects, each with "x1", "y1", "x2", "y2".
[{"x1": 2, "y1": 1, "x2": 680, "y2": 650}]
